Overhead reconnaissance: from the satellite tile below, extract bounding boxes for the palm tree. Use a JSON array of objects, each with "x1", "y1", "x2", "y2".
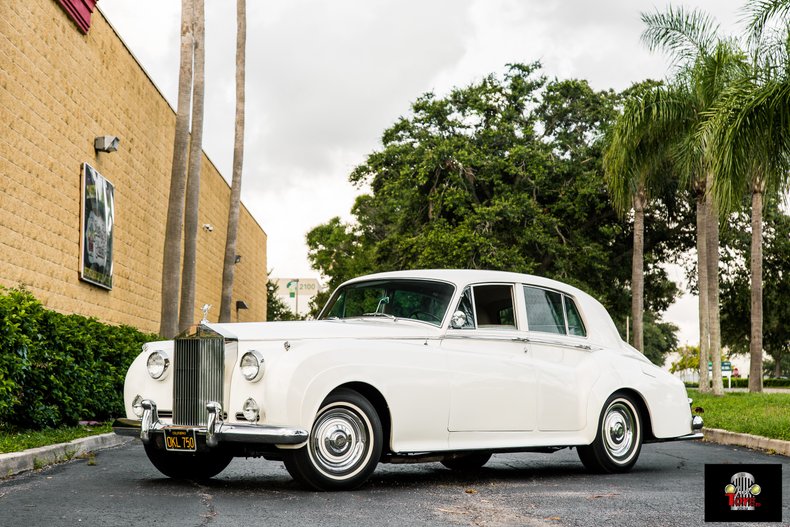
[
  {"x1": 706, "y1": 0, "x2": 790, "y2": 392},
  {"x1": 604, "y1": 81, "x2": 673, "y2": 354},
  {"x1": 640, "y1": 6, "x2": 746, "y2": 395},
  {"x1": 219, "y1": 0, "x2": 247, "y2": 322},
  {"x1": 178, "y1": 0, "x2": 206, "y2": 333},
  {"x1": 159, "y1": 0, "x2": 195, "y2": 338}
]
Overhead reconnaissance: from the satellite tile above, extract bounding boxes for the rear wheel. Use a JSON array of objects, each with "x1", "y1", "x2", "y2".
[
  {"x1": 283, "y1": 389, "x2": 383, "y2": 491},
  {"x1": 143, "y1": 443, "x2": 233, "y2": 480},
  {"x1": 441, "y1": 452, "x2": 492, "y2": 472},
  {"x1": 577, "y1": 393, "x2": 642, "y2": 473}
]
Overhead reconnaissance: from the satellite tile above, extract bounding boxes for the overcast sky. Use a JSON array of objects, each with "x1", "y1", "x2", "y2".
[{"x1": 98, "y1": 0, "x2": 747, "y2": 344}]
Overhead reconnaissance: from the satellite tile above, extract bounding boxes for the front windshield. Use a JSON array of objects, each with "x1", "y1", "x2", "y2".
[{"x1": 320, "y1": 279, "x2": 455, "y2": 326}]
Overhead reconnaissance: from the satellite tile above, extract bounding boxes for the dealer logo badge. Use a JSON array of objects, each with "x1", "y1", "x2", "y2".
[
  {"x1": 724, "y1": 472, "x2": 761, "y2": 511},
  {"x1": 705, "y1": 464, "x2": 782, "y2": 522}
]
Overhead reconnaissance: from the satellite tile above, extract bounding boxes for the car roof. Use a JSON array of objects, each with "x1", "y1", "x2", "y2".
[
  {"x1": 343, "y1": 269, "x2": 584, "y2": 296},
  {"x1": 341, "y1": 269, "x2": 624, "y2": 348}
]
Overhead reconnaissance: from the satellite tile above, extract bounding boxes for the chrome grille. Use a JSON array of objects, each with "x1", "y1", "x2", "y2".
[{"x1": 173, "y1": 335, "x2": 224, "y2": 426}]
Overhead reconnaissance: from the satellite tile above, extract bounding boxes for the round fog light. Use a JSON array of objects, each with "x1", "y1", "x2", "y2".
[
  {"x1": 132, "y1": 395, "x2": 144, "y2": 417},
  {"x1": 242, "y1": 398, "x2": 260, "y2": 422}
]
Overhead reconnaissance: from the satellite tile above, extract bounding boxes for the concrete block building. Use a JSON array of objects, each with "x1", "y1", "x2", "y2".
[{"x1": 0, "y1": 0, "x2": 267, "y2": 332}]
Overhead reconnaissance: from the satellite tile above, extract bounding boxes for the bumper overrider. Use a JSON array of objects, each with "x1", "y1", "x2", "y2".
[{"x1": 112, "y1": 400, "x2": 308, "y2": 447}]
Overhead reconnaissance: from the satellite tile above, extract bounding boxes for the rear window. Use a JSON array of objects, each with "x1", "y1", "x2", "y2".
[{"x1": 523, "y1": 286, "x2": 586, "y2": 337}]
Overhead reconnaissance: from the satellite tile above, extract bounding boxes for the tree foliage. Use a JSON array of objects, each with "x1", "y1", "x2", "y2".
[
  {"x1": 307, "y1": 63, "x2": 689, "y2": 364},
  {"x1": 720, "y1": 200, "x2": 790, "y2": 375},
  {"x1": 266, "y1": 279, "x2": 302, "y2": 321}
]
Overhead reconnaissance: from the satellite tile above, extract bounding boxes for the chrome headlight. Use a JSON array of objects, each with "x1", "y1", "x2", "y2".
[
  {"x1": 240, "y1": 350, "x2": 265, "y2": 382},
  {"x1": 146, "y1": 350, "x2": 170, "y2": 379}
]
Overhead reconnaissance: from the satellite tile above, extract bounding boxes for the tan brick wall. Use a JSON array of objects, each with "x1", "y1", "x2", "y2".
[{"x1": 0, "y1": 0, "x2": 267, "y2": 332}]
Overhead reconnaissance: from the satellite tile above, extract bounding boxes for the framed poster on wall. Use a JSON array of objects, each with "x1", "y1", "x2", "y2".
[{"x1": 80, "y1": 163, "x2": 114, "y2": 289}]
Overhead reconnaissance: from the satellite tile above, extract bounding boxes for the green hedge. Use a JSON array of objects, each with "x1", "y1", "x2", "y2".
[
  {"x1": 0, "y1": 288, "x2": 156, "y2": 429},
  {"x1": 684, "y1": 377, "x2": 790, "y2": 389}
]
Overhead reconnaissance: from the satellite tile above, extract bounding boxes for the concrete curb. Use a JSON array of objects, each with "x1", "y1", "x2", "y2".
[
  {"x1": 703, "y1": 428, "x2": 790, "y2": 457},
  {"x1": 0, "y1": 433, "x2": 133, "y2": 478}
]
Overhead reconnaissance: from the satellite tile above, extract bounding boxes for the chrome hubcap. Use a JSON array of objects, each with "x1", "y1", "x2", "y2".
[
  {"x1": 311, "y1": 406, "x2": 368, "y2": 476},
  {"x1": 602, "y1": 402, "x2": 635, "y2": 461}
]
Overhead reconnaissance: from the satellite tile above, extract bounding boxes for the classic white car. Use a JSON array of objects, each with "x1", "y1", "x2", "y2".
[{"x1": 113, "y1": 270, "x2": 702, "y2": 490}]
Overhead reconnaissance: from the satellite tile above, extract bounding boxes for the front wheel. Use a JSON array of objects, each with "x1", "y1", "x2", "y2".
[
  {"x1": 577, "y1": 393, "x2": 642, "y2": 473},
  {"x1": 283, "y1": 389, "x2": 383, "y2": 491},
  {"x1": 143, "y1": 443, "x2": 233, "y2": 480}
]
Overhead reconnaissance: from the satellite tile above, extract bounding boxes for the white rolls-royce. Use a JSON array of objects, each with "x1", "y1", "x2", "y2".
[{"x1": 113, "y1": 270, "x2": 703, "y2": 490}]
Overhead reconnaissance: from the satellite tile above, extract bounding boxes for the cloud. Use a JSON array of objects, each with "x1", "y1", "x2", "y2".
[{"x1": 99, "y1": 0, "x2": 749, "y2": 327}]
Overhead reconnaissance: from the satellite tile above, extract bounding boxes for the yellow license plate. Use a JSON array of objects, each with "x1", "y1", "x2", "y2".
[{"x1": 164, "y1": 429, "x2": 197, "y2": 452}]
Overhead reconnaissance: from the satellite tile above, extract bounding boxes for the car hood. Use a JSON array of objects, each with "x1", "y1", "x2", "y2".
[{"x1": 203, "y1": 319, "x2": 442, "y2": 342}]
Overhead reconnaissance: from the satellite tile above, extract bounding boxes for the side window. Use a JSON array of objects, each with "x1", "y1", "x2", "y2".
[
  {"x1": 473, "y1": 285, "x2": 516, "y2": 328},
  {"x1": 523, "y1": 286, "x2": 566, "y2": 335},
  {"x1": 564, "y1": 296, "x2": 587, "y2": 337},
  {"x1": 453, "y1": 287, "x2": 476, "y2": 328}
]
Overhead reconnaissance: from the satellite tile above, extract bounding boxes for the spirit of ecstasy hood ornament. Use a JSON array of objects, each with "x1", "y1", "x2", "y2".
[{"x1": 200, "y1": 304, "x2": 212, "y2": 324}]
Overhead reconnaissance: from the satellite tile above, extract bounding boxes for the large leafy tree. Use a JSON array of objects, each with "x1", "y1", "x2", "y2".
[{"x1": 307, "y1": 63, "x2": 686, "y2": 364}]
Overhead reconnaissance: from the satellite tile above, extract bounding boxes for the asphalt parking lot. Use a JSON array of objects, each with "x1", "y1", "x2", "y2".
[{"x1": 0, "y1": 439, "x2": 787, "y2": 527}]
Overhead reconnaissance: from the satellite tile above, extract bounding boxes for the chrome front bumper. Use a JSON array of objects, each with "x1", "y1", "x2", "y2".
[{"x1": 112, "y1": 399, "x2": 308, "y2": 447}]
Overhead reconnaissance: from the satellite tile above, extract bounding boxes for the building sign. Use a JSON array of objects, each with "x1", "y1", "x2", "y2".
[{"x1": 80, "y1": 163, "x2": 114, "y2": 290}]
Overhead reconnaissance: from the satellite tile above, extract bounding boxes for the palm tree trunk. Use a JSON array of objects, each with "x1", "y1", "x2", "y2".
[
  {"x1": 159, "y1": 0, "x2": 194, "y2": 338},
  {"x1": 706, "y1": 172, "x2": 723, "y2": 396},
  {"x1": 178, "y1": 0, "x2": 206, "y2": 333},
  {"x1": 696, "y1": 192, "x2": 711, "y2": 393},
  {"x1": 748, "y1": 185, "x2": 764, "y2": 392},
  {"x1": 219, "y1": 0, "x2": 246, "y2": 322},
  {"x1": 631, "y1": 188, "x2": 645, "y2": 352}
]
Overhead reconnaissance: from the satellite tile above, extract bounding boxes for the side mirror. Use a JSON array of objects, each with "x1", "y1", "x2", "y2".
[{"x1": 450, "y1": 310, "x2": 468, "y2": 329}]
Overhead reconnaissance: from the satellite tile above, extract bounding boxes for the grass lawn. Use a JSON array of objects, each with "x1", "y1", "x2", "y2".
[
  {"x1": 0, "y1": 423, "x2": 112, "y2": 454},
  {"x1": 688, "y1": 389, "x2": 790, "y2": 441}
]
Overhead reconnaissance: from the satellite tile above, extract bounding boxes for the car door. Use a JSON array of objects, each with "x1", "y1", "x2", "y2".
[
  {"x1": 521, "y1": 285, "x2": 597, "y2": 432},
  {"x1": 442, "y1": 284, "x2": 537, "y2": 432}
]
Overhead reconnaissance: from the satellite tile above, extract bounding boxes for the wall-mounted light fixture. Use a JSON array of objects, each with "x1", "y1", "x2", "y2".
[
  {"x1": 235, "y1": 300, "x2": 249, "y2": 322},
  {"x1": 94, "y1": 135, "x2": 120, "y2": 153},
  {"x1": 235, "y1": 255, "x2": 242, "y2": 264}
]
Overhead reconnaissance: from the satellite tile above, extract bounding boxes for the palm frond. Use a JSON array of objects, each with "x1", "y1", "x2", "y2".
[
  {"x1": 709, "y1": 78, "x2": 790, "y2": 213},
  {"x1": 743, "y1": 0, "x2": 790, "y2": 45},
  {"x1": 641, "y1": 6, "x2": 720, "y2": 67}
]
